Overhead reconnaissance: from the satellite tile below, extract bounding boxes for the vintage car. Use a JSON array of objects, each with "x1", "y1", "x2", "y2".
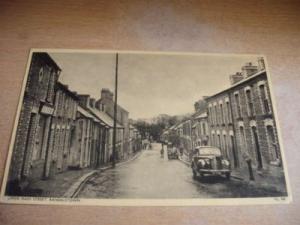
[
  {"x1": 167, "y1": 143, "x2": 179, "y2": 160},
  {"x1": 191, "y1": 146, "x2": 231, "y2": 179}
]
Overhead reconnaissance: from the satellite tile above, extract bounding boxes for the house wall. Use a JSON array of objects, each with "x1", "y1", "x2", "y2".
[
  {"x1": 230, "y1": 72, "x2": 281, "y2": 172},
  {"x1": 7, "y1": 53, "x2": 60, "y2": 193},
  {"x1": 207, "y1": 93, "x2": 239, "y2": 168}
]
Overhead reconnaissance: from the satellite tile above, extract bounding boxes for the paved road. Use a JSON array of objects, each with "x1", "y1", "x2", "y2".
[{"x1": 78, "y1": 143, "x2": 283, "y2": 199}]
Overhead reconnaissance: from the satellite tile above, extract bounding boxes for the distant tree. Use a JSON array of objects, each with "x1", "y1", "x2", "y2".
[
  {"x1": 167, "y1": 116, "x2": 178, "y2": 127},
  {"x1": 134, "y1": 121, "x2": 166, "y2": 142},
  {"x1": 134, "y1": 121, "x2": 149, "y2": 139}
]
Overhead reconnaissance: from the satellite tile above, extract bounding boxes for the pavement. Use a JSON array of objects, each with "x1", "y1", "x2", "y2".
[
  {"x1": 65, "y1": 150, "x2": 144, "y2": 198},
  {"x1": 22, "y1": 151, "x2": 143, "y2": 198}
]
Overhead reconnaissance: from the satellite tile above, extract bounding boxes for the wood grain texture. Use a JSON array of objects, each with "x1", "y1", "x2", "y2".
[{"x1": 0, "y1": 0, "x2": 300, "y2": 224}]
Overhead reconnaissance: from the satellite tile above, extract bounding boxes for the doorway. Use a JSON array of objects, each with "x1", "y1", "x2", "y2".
[
  {"x1": 230, "y1": 135, "x2": 238, "y2": 168},
  {"x1": 252, "y1": 126, "x2": 263, "y2": 169}
]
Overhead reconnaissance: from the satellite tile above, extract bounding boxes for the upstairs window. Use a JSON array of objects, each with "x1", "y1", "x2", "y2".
[
  {"x1": 235, "y1": 93, "x2": 242, "y2": 118},
  {"x1": 208, "y1": 106, "x2": 213, "y2": 125},
  {"x1": 259, "y1": 84, "x2": 270, "y2": 114},
  {"x1": 214, "y1": 105, "x2": 218, "y2": 125},
  {"x1": 226, "y1": 101, "x2": 232, "y2": 123},
  {"x1": 220, "y1": 103, "x2": 224, "y2": 124},
  {"x1": 245, "y1": 88, "x2": 255, "y2": 117},
  {"x1": 202, "y1": 123, "x2": 206, "y2": 135}
]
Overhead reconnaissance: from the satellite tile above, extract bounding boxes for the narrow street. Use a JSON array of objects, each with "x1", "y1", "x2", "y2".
[{"x1": 78, "y1": 143, "x2": 283, "y2": 199}]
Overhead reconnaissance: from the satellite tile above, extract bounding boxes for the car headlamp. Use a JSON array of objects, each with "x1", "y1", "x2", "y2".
[{"x1": 222, "y1": 159, "x2": 230, "y2": 166}]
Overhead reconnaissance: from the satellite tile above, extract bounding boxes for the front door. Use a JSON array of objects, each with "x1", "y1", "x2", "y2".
[{"x1": 252, "y1": 126, "x2": 263, "y2": 169}]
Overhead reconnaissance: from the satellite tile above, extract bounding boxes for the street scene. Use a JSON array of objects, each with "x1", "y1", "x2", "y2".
[
  {"x1": 1, "y1": 51, "x2": 288, "y2": 203},
  {"x1": 78, "y1": 143, "x2": 283, "y2": 199}
]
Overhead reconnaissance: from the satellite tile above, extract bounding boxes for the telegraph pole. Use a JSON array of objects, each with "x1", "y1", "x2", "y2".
[{"x1": 112, "y1": 53, "x2": 119, "y2": 168}]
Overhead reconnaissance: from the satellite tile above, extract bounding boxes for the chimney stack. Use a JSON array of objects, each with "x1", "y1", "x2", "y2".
[
  {"x1": 241, "y1": 62, "x2": 258, "y2": 78},
  {"x1": 78, "y1": 95, "x2": 90, "y2": 108},
  {"x1": 258, "y1": 57, "x2": 266, "y2": 71},
  {"x1": 101, "y1": 88, "x2": 114, "y2": 101},
  {"x1": 230, "y1": 72, "x2": 244, "y2": 85}
]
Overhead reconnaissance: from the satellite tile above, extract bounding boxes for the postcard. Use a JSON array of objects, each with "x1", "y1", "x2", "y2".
[{"x1": 0, "y1": 49, "x2": 291, "y2": 205}]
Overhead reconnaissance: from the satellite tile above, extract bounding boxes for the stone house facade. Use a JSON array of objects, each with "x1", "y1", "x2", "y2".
[
  {"x1": 96, "y1": 89, "x2": 130, "y2": 160},
  {"x1": 44, "y1": 82, "x2": 78, "y2": 177},
  {"x1": 6, "y1": 53, "x2": 61, "y2": 194}
]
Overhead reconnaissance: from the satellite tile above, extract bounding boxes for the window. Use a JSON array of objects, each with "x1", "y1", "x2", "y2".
[
  {"x1": 220, "y1": 103, "x2": 224, "y2": 124},
  {"x1": 214, "y1": 105, "x2": 218, "y2": 125},
  {"x1": 245, "y1": 88, "x2": 255, "y2": 117},
  {"x1": 226, "y1": 101, "x2": 232, "y2": 123},
  {"x1": 223, "y1": 134, "x2": 228, "y2": 158},
  {"x1": 266, "y1": 125, "x2": 279, "y2": 160},
  {"x1": 38, "y1": 67, "x2": 44, "y2": 83},
  {"x1": 202, "y1": 123, "x2": 206, "y2": 135},
  {"x1": 46, "y1": 70, "x2": 55, "y2": 103},
  {"x1": 235, "y1": 93, "x2": 242, "y2": 118},
  {"x1": 32, "y1": 115, "x2": 47, "y2": 160},
  {"x1": 211, "y1": 133, "x2": 215, "y2": 146},
  {"x1": 239, "y1": 126, "x2": 247, "y2": 152},
  {"x1": 259, "y1": 85, "x2": 270, "y2": 114},
  {"x1": 208, "y1": 106, "x2": 213, "y2": 124}
]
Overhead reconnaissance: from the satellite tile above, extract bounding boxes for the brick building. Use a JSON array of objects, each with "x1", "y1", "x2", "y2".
[
  {"x1": 96, "y1": 89, "x2": 130, "y2": 159},
  {"x1": 44, "y1": 82, "x2": 79, "y2": 177},
  {"x1": 6, "y1": 53, "x2": 61, "y2": 194},
  {"x1": 66, "y1": 94, "x2": 104, "y2": 170},
  {"x1": 129, "y1": 125, "x2": 142, "y2": 154},
  {"x1": 191, "y1": 98, "x2": 209, "y2": 149},
  {"x1": 179, "y1": 119, "x2": 193, "y2": 157},
  {"x1": 191, "y1": 112, "x2": 209, "y2": 147},
  {"x1": 229, "y1": 59, "x2": 282, "y2": 174},
  {"x1": 206, "y1": 58, "x2": 283, "y2": 179},
  {"x1": 206, "y1": 90, "x2": 239, "y2": 168},
  {"x1": 5, "y1": 53, "x2": 142, "y2": 196}
]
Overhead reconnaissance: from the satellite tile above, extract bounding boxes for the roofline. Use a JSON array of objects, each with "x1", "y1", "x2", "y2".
[
  {"x1": 205, "y1": 70, "x2": 266, "y2": 100},
  {"x1": 35, "y1": 52, "x2": 61, "y2": 71},
  {"x1": 56, "y1": 82, "x2": 79, "y2": 100},
  {"x1": 97, "y1": 98, "x2": 129, "y2": 114}
]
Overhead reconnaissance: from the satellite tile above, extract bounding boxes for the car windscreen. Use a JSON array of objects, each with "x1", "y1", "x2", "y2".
[{"x1": 198, "y1": 147, "x2": 221, "y2": 156}]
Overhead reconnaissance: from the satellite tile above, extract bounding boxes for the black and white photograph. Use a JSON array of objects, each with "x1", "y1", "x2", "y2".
[{"x1": 0, "y1": 50, "x2": 291, "y2": 205}]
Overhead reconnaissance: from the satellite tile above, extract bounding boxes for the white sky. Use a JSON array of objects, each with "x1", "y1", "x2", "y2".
[{"x1": 50, "y1": 52, "x2": 258, "y2": 120}]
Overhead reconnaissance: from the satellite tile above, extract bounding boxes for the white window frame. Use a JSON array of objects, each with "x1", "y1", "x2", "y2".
[
  {"x1": 244, "y1": 86, "x2": 256, "y2": 117},
  {"x1": 234, "y1": 91, "x2": 242, "y2": 118},
  {"x1": 258, "y1": 81, "x2": 271, "y2": 115}
]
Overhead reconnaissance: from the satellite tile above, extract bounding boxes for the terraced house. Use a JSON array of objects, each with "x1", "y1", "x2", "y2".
[
  {"x1": 6, "y1": 53, "x2": 141, "y2": 195},
  {"x1": 6, "y1": 53, "x2": 61, "y2": 194},
  {"x1": 206, "y1": 58, "x2": 284, "y2": 180}
]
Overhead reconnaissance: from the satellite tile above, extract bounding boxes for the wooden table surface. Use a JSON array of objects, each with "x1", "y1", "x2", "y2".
[{"x1": 0, "y1": 0, "x2": 300, "y2": 224}]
